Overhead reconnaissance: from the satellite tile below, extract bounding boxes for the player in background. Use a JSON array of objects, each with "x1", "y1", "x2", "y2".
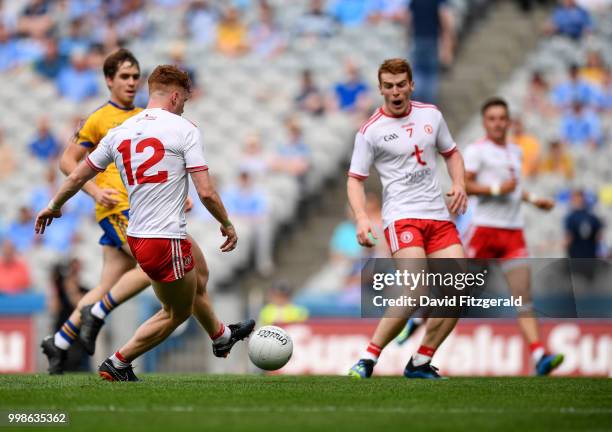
[
  {"x1": 40, "y1": 48, "x2": 144, "y2": 374},
  {"x1": 462, "y1": 97, "x2": 563, "y2": 375},
  {"x1": 41, "y1": 50, "x2": 249, "y2": 375},
  {"x1": 397, "y1": 97, "x2": 564, "y2": 375},
  {"x1": 36, "y1": 65, "x2": 254, "y2": 381},
  {"x1": 347, "y1": 58, "x2": 468, "y2": 379}
]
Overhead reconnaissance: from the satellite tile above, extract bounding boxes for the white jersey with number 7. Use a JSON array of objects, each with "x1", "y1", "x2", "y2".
[{"x1": 86, "y1": 108, "x2": 208, "y2": 239}]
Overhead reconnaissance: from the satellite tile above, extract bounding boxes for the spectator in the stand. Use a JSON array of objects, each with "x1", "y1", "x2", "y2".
[
  {"x1": 17, "y1": 0, "x2": 54, "y2": 38},
  {"x1": 222, "y1": 170, "x2": 273, "y2": 275},
  {"x1": 34, "y1": 38, "x2": 68, "y2": 80},
  {"x1": 407, "y1": 0, "x2": 455, "y2": 104},
  {"x1": 525, "y1": 71, "x2": 554, "y2": 115},
  {"x1": 168, "y1": 42, "x2": 201, "y2": 98},
  {"x1": 115, "y1": 0, "x2": 149, "y2": 41},
  {"x1": 238, "y1": 133, "x2": 270, "y2": 178},
  {"x1": 48, "y1": 258, "x2": 90, "y2": 371},
  {"x1": 551, "y1": 64, "x2": 598, "y2": 109},
  {"x1": 270, "y1": 117, "x2": 311, "y2": 182},
  {"x1": 328, "y1": 0, "x2": 375, "y2": 27},
  {"x1": 539, "y1": 139, "x2": 575, "y2": 179},
  {"x1": 6, "y1": 207, "x2": 36, "y2": 253},
  {"x1": 0, "y1": 239, "x2": 31, "y2": 294},
  {"x1": 295, "y1": 69, "x2": 326, "y2": 116},
  {"x1": 0, "y1": 127, "x2": 15, "y2": 180},
  {"x1": 58, "y1": 18, "x2": 91, "y2": 57},
  {"x1": 86, "y1": 43, "x2": 106, "y2": 70},
  {"x1": 249, "y1": 1, "x2": 286, "y2": 59},
  {"x1": 294, "y1": 0, "x2": 337, "y2": 40},
  {"x1": 56, "y1": 51, "x2": 99, "y2": 102},
  {"x1": 215, "y1": 6, "x2": 249, "y2": 57},
  {"x1": 597, "y1": 68, "x2": 612, "y2": 110},
  {"x1": 29, "y1": 116, "x2": 60, "y2": 161},
  {"x1": 580, "y1": 50, "x2": 607, "y2": 87},
  {"x1": 511, "y1": 118, "x2": 541, "y2": 178},
  {"x1": 333, "y1": 59, "x2": 371, "y2": 113},
  {"x1": 184, "y1": 0, "x2": 219, "y2": 45},
  {"x1": 369, "y1": 0, "x2": 408, "y2": 24},
  {"x1": 565, "y1": 189, "x2": 603, "y2": 258},
  {"x1": 0, "y1": 23, "x2": 22, "y2": 71},
  {"x1": 560, "y1": 101, "x2": 602, "y2": 148},
  {"x1": 545, "y1": 0, "x2": 592, "y2": 40},
  {"x1": 259, "y1": 281, "x2": 308, "y2": 326}
]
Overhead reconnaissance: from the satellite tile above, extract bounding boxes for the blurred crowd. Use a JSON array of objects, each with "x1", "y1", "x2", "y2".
[
  {"x1": 1, "y1": 0, "x2": 610, "y2": 328},
  {"x1": 0, "y1": 0, "x2": 417, "y2": 300}
]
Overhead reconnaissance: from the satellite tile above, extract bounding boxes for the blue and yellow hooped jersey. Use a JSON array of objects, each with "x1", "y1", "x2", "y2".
[{"x1": 77, "y1": 101, "x2": 142, "y2": 222}]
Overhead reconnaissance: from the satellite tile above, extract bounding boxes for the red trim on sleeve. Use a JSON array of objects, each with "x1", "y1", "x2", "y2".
[
  {"x1": 359, "y1": 111, "x2": 383, "y2": 134},
  {"x1": 86, "y1": 156, "x2": 105, "y2": 172},
  {"x1": 348, "y1": 171, "x2": 368, "y2": 180},
  {"x1": 411, "y1": 101, "x2": 440, "y2": 111},
  {"x1": 440, "y1": 146, "x2": 458, "y2": 159},
  {"x1": 187, "y1": 165, "x2": 209, "y2": 173}
]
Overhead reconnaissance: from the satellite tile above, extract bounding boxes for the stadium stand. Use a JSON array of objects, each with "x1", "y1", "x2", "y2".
[
  {"x1": 294, "y1": 0, "x2": 611, "y2": 317},
  {"x1": 4, "y1": 0, "x2": 607, "y2": 373}
]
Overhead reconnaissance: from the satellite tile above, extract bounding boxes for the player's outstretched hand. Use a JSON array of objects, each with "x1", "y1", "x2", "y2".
[
  {"x1": 95, "y1": 188, "x2": 119, "y2": 209},
  {"x1": 356, "y1": 217, "x2": 377, "y2": 248},
  {"x1": 220, "y1": 224, "x2": 237, "y2": 252},
  {"x1": 446, "y1": 183, "x2": 467, "y2": 215},
  {"x1": 34, "y1": 208, "x2": 62, "y2": 235},
  {"x1": 533, "y1": 197, "x2": 555, "y2": 211}
]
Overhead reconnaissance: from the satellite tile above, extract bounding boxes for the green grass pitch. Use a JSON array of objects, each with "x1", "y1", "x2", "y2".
[{"x1": 0, "y1": 375, "x2": 610, "y2": 431}]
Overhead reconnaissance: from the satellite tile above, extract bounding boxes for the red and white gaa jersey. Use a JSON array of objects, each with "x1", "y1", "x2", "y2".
[
  {"x1": 348, "y1": 102, "x2": 457, "y2": 228},
  {"x1": 463, "y1": 138, "x2": 523, "y2": 229},
  {"x1": 87, "y1": 108, "x2": 208, "y2": 239}
]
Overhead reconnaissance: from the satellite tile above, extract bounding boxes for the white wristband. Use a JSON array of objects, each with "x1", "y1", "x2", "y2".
[
  {"x1": 528, "y1": 193, "x2": 538, "y2": 203},
  {"x1": 490, "y1": 183, "x2": 501, "y2": 196}
]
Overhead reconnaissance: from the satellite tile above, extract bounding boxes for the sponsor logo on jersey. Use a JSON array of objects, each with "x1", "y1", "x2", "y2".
[
  {"x1": 405, "y1": 167, "x2": 432, "y2": 185},
  {"x1": 383, "y1": 133, "x2": 399, "y2": 142},
  {"x1": 424, "y1": 124, "x2": 433, "y2": 134}
]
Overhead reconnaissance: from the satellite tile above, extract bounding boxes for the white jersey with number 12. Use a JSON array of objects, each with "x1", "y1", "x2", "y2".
[{"x1": 86, "y1": 108, "x2": 208, "y2": 239}]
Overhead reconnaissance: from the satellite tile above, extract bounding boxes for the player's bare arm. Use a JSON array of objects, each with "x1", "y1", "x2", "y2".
[
  {"x1": 347, "y1": 176, "x2": 377, "y2": 247},
  {"x1": 59, "y1": 141, "x2": 119, "y2": 209},
  {"x1": 521, "y1": 190, "x2": 555, "y2": 211},
  {"x1": 190, "y1": 169, "x2": 237, "y2": 252},
  {"x1": 35, "y1": 161, "x2": 98, "y2": 234},
  {"x1": 465, "y1": 171, "x2": 517, "y2": 196},
  {"x1": 443, "y1": 150, "x2": 467, "y2": 215}
]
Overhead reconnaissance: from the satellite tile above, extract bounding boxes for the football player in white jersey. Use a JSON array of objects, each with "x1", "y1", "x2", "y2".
[
  {"x1": 347, "y1": 58, "x2": 468, "y2": 379},
  {"x1": 35, "y1": 66, "x2": 254, "y2": 381},
  {"x1": 462, "y1": 97, "x2": 563, "y2": 375}
]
